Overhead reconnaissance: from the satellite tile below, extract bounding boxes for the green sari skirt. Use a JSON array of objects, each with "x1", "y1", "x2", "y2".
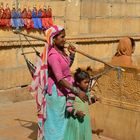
[{"x1": 64, "y1": 97, "x2": 92, "y2": 140}]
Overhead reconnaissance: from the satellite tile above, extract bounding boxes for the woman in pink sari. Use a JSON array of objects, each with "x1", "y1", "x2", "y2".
[{"x1": 30, "y1": 25, "x2": 88, "y2": 140}]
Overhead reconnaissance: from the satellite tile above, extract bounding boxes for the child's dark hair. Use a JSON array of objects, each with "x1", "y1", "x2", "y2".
[{"x1": 74, "y1": 68, "x2": 90, "y2": 83}]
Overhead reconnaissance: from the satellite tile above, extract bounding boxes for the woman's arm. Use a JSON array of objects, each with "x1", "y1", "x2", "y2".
[
  {"x1": 48, "y1": 53, "x2": 88, "y2": 102},
  {"x1": 69, "y1": 53, "x2": 75, "y2": 67},
  {"x1": 59, "y1": 79, "x2": 88, "y2": 102}
]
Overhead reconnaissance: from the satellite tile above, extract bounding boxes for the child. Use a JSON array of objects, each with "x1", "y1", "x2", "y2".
[{"x1": 64, "y1": 68, "x2": 98, "y2": 140}]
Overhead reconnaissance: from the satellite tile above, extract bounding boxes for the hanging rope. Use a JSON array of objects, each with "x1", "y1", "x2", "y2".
[{"x1": 19, "y1": 33, "x2": 38, "y2": 77}]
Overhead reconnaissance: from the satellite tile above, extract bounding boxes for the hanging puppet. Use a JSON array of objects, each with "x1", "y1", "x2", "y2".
[
  {"x1": 22, "y1": 6, "x2": 27, "y2": 28},
  {"x1": 41, "y1": 5, "x2": 49, "y2": 30},
  {"x1": 37, "y1": 5, "x2": 42, "y2": 29},
  {"x1": 0, "y1": 3, "x2": 4, "y2": 27},
  {"x1": 26, "y1": 7, "x2": 34, "y2": 30},
  {"x1": 47, "y1": 6, "x2": 53, "y2": 27},
  {"x1": 32, "y1": 5, "x2": 39, "y2": 29},
  {"x1": 5, "y1": 3, "x2": 11, "y2": 27},
  {"x1": 17, "y1": 8, "x2": 24, "y2": 29},
  {"x1": 11, "y1": 4, "x2": 18, "y2": 29}
]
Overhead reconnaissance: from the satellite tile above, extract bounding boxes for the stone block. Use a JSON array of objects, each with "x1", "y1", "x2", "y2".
[
  {"x1": 46, "y1": 1, "x2": 65, "y2": 17},
  {"x1": 95, "y1": 2, "x2": 111, "y2": 17},
  {"x1": 66, "y1": 21, "x2": 80, "y2": 36},
  {"x1": 53, "y1": 18, "x2": 65, "y2": 27},
  {"x1": 79, "y1": 19, "x2": 89, "y2": 34},
  {"x1": 90, "y1": 18, "x2": 140, "y2": 35},
  {"x1": 111, "y1": 3, "x2": 124, "y2": 17},
  {"x1": 108, "y1": 18, "x2": 123, "y2": 34},
  {"x1": 0, "y1": 66, "x2": 32, "y2": 90},
  {"x1": 0, "y1": 87, "x2": 33, "y2": 103},
  {"x1": 127, "y1": 0, "x2": 140, "y2": 3},
  {"x1": 122, "y1": 18, "x2": 140, "y2": 33},
  {"x1": 0, "y1": 48, "x2": 17, "y2": 69},
  {"x1": 66, "y1": 0, "x2": 80, "y2": 20},
  {"x1": 89, "y1": 19, "x2": 110, "y2": 34},
  {"x1": 81, "y1": 0, "x2": 94, "y2": 17},
  {"x1": 121, "y1": 3, "x2": 140, "y2": 17}
]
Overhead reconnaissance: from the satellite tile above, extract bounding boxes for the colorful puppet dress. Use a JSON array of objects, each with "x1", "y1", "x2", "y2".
[
  {"x1": 0, "y1": 7, "x2": 4, "y2": 26},
  {"x1": 41, "y1": 8, "x2": 49, "y2": 29},
  {"x1": 47, "y1": 8, "x2": 53, "y2": 27},
  {"x1": 37, "y1": 9, "x2": 42, "y2": 29},
  {"x1": 26, "y1": 8, "x2": 34, "y2": 29},
  {"x1": 5, "y1": 7, "x2": 11, "y2": 27},
  {"x1": 22, "y1": 8, "x2": 27, "y2": 28},
  {"x1": 32, "y1": 8, "x2": 38, "y2": 29},
  {"x1": 17, "y1": 9, "x2": 24, "y2": 29},
  {"x1": 11, "y1": 8, "x2": 18, "y2": 28},
  {"x1": 1, "y1": 7, "x2": 6, "y2": 26}
]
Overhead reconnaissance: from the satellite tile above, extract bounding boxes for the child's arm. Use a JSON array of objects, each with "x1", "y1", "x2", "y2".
[
  {"x1": 91, "y1": 95, "x2": 101, "y2": 104},
  {"x1": 87, "y1": 91, "x2": 101, "y2": 105},
  {"x1": 66, "y1": 93, "x2": 85, "y2": 118}
]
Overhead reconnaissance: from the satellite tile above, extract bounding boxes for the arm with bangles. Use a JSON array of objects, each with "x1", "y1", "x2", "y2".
[
  {"x1": 48, "y1": 53, "x2": 88, "y2": 102},
  {"x1": 59, "y1": 79, "x2": 88, "y2": 102},
  {"x1": 58, "y1": 77, "x2": 86, "y2": 118}
]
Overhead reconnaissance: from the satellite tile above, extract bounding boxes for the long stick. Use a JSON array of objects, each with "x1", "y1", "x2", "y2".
[
  {"x1": 75, "y1": 47, "x2": 113, "y2": 68},
  {"x1": 65, "y1": 42, "x2": 124, "y2": 71},
  {"x1": 13, "y1": 30, "x2": 46, "y2": 42},
  {"x1": 13, "y1": 30, "x2": 124, "y2": 71}
]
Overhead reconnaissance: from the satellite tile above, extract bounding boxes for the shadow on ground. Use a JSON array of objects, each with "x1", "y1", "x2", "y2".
[{"x1": 15, "y1": 118, "x2": 38, "y2": 140}]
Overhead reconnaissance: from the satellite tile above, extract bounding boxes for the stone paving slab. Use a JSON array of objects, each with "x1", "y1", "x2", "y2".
[{"x1": 0, "y1": 100, "x2": 114, "y2": 140}]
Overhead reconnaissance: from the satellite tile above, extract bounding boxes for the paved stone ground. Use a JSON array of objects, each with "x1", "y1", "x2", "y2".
[{"x1": 0, "y1": 100, "x2": 114, "y2": 140}]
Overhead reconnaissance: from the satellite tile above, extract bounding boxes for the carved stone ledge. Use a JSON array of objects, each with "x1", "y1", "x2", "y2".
[{"x1": 93, "y1": 67, "x2": 140, "y2": 112}]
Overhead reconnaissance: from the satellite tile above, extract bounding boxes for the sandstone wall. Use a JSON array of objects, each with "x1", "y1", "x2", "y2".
[
  {"x1": 0, "y1": 0, "x2": 140, "y2": 139},
  {"x1": 89, "y1": 68, "x2": 140, "y2": 140}
]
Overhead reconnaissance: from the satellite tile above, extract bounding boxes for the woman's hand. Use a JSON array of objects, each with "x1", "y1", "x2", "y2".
[
  {"x1": 67, "y1": 44, "x2": 76, "y2": 54},
  {"x1": 78, "y1": 90, "x2": 88, "y2": 102}
]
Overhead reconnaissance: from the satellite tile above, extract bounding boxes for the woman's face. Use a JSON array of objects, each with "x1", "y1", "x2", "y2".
[{"x1": 54, "y1": 30, "x2": 66, "y2": 49}]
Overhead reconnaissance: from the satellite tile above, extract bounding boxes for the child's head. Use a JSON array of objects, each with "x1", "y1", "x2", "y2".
[{"x1": 74, "y1": 68, "x2": 90, "y2": 92}]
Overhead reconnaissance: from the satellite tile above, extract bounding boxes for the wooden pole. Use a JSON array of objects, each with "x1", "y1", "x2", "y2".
[{"x1": 13, "y1": 30, "x2": 124, "y2": 71}]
